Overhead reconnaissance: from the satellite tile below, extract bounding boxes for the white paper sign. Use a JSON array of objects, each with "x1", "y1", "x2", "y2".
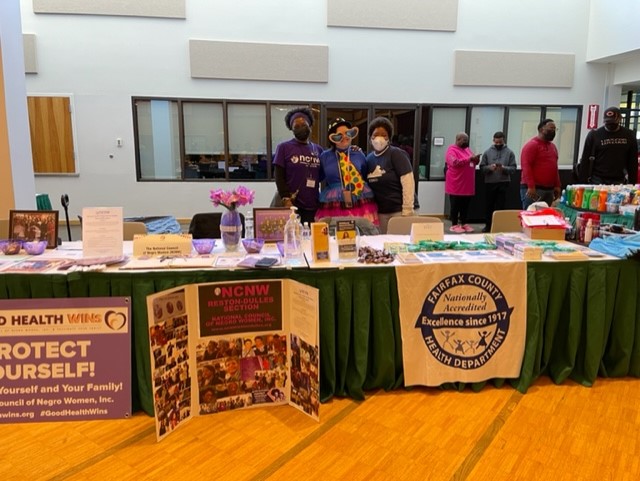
[
  {"x1": 410, "y1": 222, "x2": 444, "y2": 243},
  {"x1": 82, "y1": 207, "x2": 124, "y2": 258}
]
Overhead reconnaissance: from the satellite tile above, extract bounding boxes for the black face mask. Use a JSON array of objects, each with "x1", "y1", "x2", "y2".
[
  {"x1": 293, "y1": 125, "x2": 311, "y2": 141},
  {"x1": 543, "y1": 131, "x2": 556, "y2": 142},
  {"x1": 604, "y1": 123, "x2": 619, "y2": 132},
  {"x1": 460, "y1": 142, "x2": 469, "y2": 149},
  {"x1": 495, "y1": 144, "x2": 504, "y2": 150}
]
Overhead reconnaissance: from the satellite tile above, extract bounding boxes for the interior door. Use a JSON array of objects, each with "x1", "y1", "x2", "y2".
[{"x1": 27, "y1": 96, "x2": 76, "y2": 173}]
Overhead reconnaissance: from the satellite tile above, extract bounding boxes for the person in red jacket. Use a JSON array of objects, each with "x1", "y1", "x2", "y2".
[{"x1": 520, "y1": 119, "x2": 561, "y2": 209}]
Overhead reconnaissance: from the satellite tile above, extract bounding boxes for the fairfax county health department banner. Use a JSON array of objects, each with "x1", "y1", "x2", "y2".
[
  {"x1": 0, "y1": 297, "x2": 131, "y2": 423},
  {"x1": 396, "y1": 262, "x2": 527, "y2": 386}
]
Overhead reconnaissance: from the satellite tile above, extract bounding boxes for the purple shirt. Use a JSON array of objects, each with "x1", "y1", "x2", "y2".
[{"x1": 273, "y1": 138, "x2": 322, "y2": 210}]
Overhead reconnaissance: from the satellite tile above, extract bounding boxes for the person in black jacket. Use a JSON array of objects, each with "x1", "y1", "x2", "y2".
[{"x1": 577, "y1": 107, "x2": 638, "y2": 184}]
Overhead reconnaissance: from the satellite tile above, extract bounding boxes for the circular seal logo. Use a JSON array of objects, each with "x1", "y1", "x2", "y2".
[{"x1": 415, "y1": 273, "x2": 513, "y2": 370}]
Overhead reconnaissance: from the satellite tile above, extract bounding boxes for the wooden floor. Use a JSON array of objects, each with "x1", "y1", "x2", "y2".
[{"x1": 1, "y1": 376, "x2": 639, "y2": 481}]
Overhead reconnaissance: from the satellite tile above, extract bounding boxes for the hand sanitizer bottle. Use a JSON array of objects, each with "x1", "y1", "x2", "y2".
[{"x1": 283, "y1": 206, "x2": 303, "y2": 266}]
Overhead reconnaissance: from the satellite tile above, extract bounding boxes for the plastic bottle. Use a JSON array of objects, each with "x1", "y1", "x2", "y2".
[
  {"x1": 301, "y1": 222, "x2": 311, "y2": 251},
  {"x1": 581, "y1": 186, "x2": 592, "y2": 210},
  {"x1": 589, "y1": 187, "x2": 600, "y2": 211},
  {"x1": 584, "y1": 218, "x2": 593, "y2": 243},
  {"x1": 574, "y1": 186, "x2": 585, "y2": 209},
  {"x1": 283, "y1": 206, "x2": 303, "y2": 266},
  {"x1": 564, "y1": 217, "x2": 574, "y2": 241},
  {"x1": 564, "y1": 186, "x2": 570, "y2": 206},
  {"x1": 597, "y1": 188, "x2": 608, "y2": 212},
  {"x1": 245, "y1": 211, "x2": 254, "y2": 239}
]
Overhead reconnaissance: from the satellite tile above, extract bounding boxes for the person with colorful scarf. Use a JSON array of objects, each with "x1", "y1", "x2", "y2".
[{"x1": 315, "y1": 118, "x2": 379, "y2": 226}]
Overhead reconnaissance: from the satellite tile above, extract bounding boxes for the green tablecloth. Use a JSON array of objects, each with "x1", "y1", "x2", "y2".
[{"x1": 1, "y1": 260, "x2": 638, "y2": 415}]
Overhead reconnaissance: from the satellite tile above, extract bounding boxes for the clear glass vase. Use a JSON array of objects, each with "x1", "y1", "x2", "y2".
[{"x1": 220, "y1": 208, "x2": 242, "y2": 251}]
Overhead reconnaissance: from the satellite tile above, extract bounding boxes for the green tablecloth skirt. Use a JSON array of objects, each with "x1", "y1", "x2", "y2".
[{"x1": 1, "y1": 260, "x2": 638, "y2": 415}]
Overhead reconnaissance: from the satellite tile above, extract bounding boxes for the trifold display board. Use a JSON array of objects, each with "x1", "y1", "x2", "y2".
[{"x1": 147, "y1": 279, "x2": 319, "y2": 442}]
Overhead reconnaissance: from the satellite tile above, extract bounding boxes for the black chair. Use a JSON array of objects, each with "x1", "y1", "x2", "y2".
[{"x1": 188, "y1": 212, "x2": 245, "y2": 239}]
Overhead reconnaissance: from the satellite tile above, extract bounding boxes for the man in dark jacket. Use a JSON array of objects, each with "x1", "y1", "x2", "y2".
[{"x1": 577, "y1": 106, "x2": 638, "y2": 184}]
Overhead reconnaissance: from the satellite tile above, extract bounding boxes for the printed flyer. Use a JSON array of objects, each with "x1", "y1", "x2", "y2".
[
  {"x1": 147, "y1": 279, "x2": 319, "y2": 442},
  {"x1": 0, "y1": 297, "x2": 131, "y2": 424}
]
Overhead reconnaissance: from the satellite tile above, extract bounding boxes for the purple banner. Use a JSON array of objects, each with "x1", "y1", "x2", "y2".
[{"x1": 0, "y1": 297, "x2": 131, "y2": 423}]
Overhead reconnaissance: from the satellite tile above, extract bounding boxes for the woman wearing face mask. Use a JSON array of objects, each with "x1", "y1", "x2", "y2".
[
  {"x1": 273, "y1": 107, "x2": 323, "y2": 224},
  {"x1": 445, "y1": 132, "x2": 482, "y2": 233},
  {"x1": 315, "y1": 118, "x2": 379, "y2": 226},
  {"x1": 365, "y1": 117, "x2": 415, "y2": 234},
  {"x1": 520, "y1": 118, "x2": 561, "y2": 210}
]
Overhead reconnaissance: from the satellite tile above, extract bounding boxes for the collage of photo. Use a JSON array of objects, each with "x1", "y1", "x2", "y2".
[
  {"x1": 290, "y1": 334, "x2": 320, "y2": 417},
  {"x1": 196, "y1": 333, "x2": 288, "y2": 415},
  {"x1": 150, "y1": 293, "x2": 192, "y2": 438}
]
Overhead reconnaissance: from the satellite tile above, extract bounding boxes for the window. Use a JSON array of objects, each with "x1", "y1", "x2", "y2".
[
  {"x1": 135, "y1": 99, "x2": 180, "y2": 180},
  {"x1": 429, "y1": 107, "x2": 466, "y2": 180},
  {"x1": 546, "y1": 107, "x2": 578, "y2": 167},
  {"x1": 506, "y1": 107, "x2": 541, "y2": 166},
  {"x1": 228, "y1": 103, "x2": 266, "y2": 179},
  {"x1": 469, "y1": 106, "x2": 505, "y2": 155},
  {"x1": 132, "y1": 98, "x2": 582, "y2": 182},
  {"x1": 183, "y1": 102, "x2": 225, "y2": 179}
]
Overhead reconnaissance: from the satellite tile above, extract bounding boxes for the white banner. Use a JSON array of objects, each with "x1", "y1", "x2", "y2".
[{"x1": 396, "y1": 262, "x2": 527, "y2": 386}]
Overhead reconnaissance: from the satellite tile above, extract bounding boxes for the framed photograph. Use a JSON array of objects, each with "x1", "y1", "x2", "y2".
[
  {"x1": 253, "y1": 208, "x2": 291, "y2": 242},
  {"x1": 8, "y1": 210, "x2": 59, "y2": 248}
]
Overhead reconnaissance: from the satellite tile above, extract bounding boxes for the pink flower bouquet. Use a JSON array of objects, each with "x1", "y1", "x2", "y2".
[{"x1": 209, "y1": 186, "x2": 255, "y2": 210}]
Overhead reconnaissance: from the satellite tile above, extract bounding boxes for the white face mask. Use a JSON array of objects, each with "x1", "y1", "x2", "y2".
[{"x1": 371, "y1": 136, "x2": 388, "y2": 152}]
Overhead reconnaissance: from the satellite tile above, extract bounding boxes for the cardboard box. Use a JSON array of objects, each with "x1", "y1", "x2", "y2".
[{"x1": 523, "y1": 227, "x2": 566, "y2": 241}]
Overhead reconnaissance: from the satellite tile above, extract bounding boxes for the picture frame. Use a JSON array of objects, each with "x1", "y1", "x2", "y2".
[
  {"x1": 253, "y1": 208, "x2": 291, "y2": 242},
  {"x1": 8, "y1": 209, "x2": 59, "y2": 248}
]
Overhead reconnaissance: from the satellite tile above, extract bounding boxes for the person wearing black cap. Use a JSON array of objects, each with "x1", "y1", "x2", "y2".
[
  {"x1": 315, "y1": 118, "x2": 379, "y2": 226},
  {"x1": 273, "y1": 107, "x2": 323, "y2": 224},
  {"x1": 576, "y1": 106, "x2": 638, "y2": 184}
]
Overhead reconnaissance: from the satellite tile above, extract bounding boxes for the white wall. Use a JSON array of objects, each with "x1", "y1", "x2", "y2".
[
  {"x1": 17, "y1": 0, "x2": 631, "y2": 219},
  {"x1": 1, "y1": 1, "x2": 36, "y2": 210},
  {"x1": 587, "y1": 0, "x2": 640, "y2": 61}
]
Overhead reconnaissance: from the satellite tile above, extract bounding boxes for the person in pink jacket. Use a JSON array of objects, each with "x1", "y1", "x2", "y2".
[{"x1": 445, "y1": 132, "x2": 481, "y2": 233}]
